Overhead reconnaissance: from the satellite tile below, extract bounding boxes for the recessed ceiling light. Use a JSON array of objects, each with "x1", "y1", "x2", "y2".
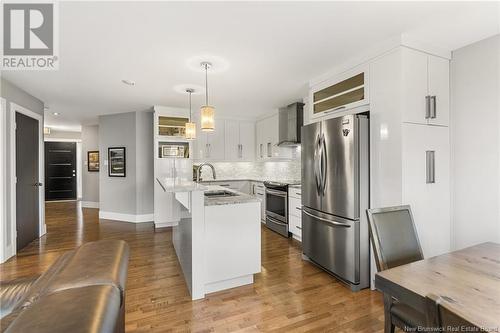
[
  {"x1": 53, "y1": 112, "x2": 59, "y2": 116},
  {"x1": 122, "y1": 79, "x2": 135, "y2": 86}
]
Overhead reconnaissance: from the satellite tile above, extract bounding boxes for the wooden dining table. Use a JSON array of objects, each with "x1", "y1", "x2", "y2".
[{"x1": 375, "y1": 242, "x2": 500, "y2": 331}]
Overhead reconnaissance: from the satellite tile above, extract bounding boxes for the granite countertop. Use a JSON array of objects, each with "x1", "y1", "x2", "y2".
[
  {"x1": 204, "y1": 186, "x2": 261, "y2": 207},
  {"x1": 156, "y1": 178, "x2": 208, "y2": 193},
  {"x1": 199, "y1": 178, "x2": 301, "y2": 185}
]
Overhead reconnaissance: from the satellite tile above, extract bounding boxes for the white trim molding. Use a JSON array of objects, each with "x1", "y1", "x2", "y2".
[
  {"x1": 0, "y1": 98, "x2": 6, "y2": 263},
  {"x1": 44, "y1": 138, "x2": 82, "y2": 142},
  {"x1": 99, "y1": 211, "x2": 153, "y2": 223},
  {"x1": 7, "y1": 103, "x2": 46, "y2": 261},
  {"x1": 81, "y1": 201, "x2": 99, "y2": 209}
]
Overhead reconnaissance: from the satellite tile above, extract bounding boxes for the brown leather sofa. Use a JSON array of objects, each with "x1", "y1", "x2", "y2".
[{"x1": 0, "y1": 240, "x2": 129, "y2": 333}]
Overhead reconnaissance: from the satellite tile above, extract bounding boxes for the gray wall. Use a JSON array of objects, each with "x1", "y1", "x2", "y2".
[
  {"x1": 99, "y1": 110, "x2": 153, "y2": 216},
  {"x1": 1, "y1": 78, "x2": 44, "y2": 257},
  {"x1": 451, "y1": 34, "x2": 500, "y2": 249},
  {"x1": 135, "y1": 111, "x2": 154, "y2": 214},
  {"x1": 81, "y1": 125, "x2": 99, "y2": 204}
]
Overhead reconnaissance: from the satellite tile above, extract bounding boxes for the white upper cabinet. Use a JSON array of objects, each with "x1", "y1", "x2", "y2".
[
  {"x1": 427, "y1": 56, "x2": 450, "y2": 126},
  {"x1": 309, "y1": 64, "x2": 369, "y2": 120},
  {"x1": 225, "y1": 120, "x2": 240, "y2": 160},
  {"x1": 402, "y1": 48, "x2": 450, "y2": 126},
  {"x1": 192, "y1": 116, "x2": 225, "y2": 160},
  {"x1": 256, "y1": 114, "x2": 292, "y2": 160},
  {"x1": 225, "y1": 120, "x2": 255, "y2": 161},
  {"x1": 239, "y1": 121, "x2": 255, "y2": 161}
]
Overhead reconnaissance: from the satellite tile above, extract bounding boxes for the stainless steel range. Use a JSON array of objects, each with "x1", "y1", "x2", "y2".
[{"x1": 263, "y1": 181, "x2": 289, "y2": 237}]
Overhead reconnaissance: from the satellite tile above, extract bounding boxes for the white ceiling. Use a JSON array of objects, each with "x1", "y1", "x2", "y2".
[{"x1": 3, "y1": 1, "x2": 499, "y2": 131}]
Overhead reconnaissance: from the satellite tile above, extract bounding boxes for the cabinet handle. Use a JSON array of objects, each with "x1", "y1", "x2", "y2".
[
  {"x1": 426, "y1": 150, "x2": 435, "y2": 184},
  {"x1": 296, "y1": 226, "x2": 302, "y2": 230},
  {"x1": 296, "y1": 192, "x2": 301, "y2": 196},
  {"x1": 296, "y1": 207, "x2": 302, "y2": 211},
  {"x1": 430, "y1": 96, "x2": 437, "y2": 119},
  {"x1": 425, "y1": 95, "x2": 431, "y2": 119},
  {"x1": 267, "y1": 142, "x2": 272, "y2": 157},
  {"x1": 259, "y1": 144, "x2": 263, "y2": 158}
]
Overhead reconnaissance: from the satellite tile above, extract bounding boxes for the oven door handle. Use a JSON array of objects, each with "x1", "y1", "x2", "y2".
[
  {"x1": 265, "y1": 189, "x2": 287, "y2": 197},
  {"x1": 302, "y1": 209, "x2": 351, "y2": 228},
  {"x1": 266, "y1": 216, "x2": 288, "y2": 226}
]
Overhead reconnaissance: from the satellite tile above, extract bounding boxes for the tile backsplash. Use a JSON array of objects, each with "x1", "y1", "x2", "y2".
[{"x1": 197, "y1": 160, "x2": 301, "y2": 181}]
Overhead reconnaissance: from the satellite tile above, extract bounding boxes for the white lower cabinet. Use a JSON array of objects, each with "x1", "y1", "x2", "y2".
[
  {"x1": 251, "y1": 182, "x2": 266, "y2": 222},
  {"x1": 288, "y1": 187, "x2": 302, "y2": 241},
  {"x1": 402, "y1": 123, "x2": 450, "y2": 257}
]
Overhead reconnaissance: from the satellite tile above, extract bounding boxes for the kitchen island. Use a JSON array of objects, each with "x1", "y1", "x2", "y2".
[{"x1": 156, "y1": 178, "x2": 261, "y2": 300}]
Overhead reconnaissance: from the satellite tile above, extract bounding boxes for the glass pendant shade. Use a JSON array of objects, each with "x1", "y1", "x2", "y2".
[
  {"x1": 200, "y1": 105, "x2": 215, "y2": 131},
  {"x1": 185, "y1": 121, "x2": 196, "y2": 140}
]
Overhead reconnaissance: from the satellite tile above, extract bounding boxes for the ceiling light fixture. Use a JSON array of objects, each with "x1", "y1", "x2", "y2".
[
  {"x1": 53, "y1": 112, "x2": 59, "y2": 116},
  {"x1": 122, "y1": 79, "x2": 135, "y2": 86},
  {"x1": 200, "y1": 62, "x2": 215, "y2": 132},
  {"x1": 185, "y1": 88, "x2": 196, "y2": 140}
]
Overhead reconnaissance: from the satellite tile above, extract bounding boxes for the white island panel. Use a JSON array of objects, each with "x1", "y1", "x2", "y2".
[{"x1": 204, "y1": 201, "x2": 261, "y2": 293}]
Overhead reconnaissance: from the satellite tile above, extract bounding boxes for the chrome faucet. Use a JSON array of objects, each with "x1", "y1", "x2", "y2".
[{"x1": 196, "y1": 163, "x2": 216, "y2": 182}]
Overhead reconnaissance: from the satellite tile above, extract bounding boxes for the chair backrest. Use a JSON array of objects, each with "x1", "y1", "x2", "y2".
[
  {"x1": 366, "y1": 205, "x2": 424, "y2": 271},
  {"x1": 425, "y1": 294, "x2": 481, "y2": 332}
]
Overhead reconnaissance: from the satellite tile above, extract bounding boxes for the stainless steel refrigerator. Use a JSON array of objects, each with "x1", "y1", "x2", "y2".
[{"x1": 301, "y1": 114, "x2": 370, "y2": 291}]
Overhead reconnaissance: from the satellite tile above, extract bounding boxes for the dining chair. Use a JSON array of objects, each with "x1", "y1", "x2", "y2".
[
  {"x1": 366, "y1": 205, "x2": 426, "y2": 333},
  {"x1": 425, "y1": 294, "x2": 481, "y2": 332}
]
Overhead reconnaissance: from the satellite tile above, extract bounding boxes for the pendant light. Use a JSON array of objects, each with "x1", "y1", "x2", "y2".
[
  {"x1": 200, "y1": 62, "x2": 215, "y2": 131},
  {"x1": 185, "y1": 88, "x2": 196, "y2": 140}
]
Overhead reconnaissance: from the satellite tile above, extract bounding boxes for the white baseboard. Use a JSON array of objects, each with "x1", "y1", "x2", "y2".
[
  {"x1": 81, "y1": 201, "x2": 99, "y2": 208},
  {"x1": 99, "y1": 211, "x2": 153, "y2": 223},
  {"x1": 154, "y1": 221, "x2": 179, "y2": 228},
  {"x1": 205, "y1": 275, "x2": 254, "y2": 295}
]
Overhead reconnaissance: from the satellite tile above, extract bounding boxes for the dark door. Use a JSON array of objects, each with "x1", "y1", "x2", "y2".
[
  {"x1": 45, "y1": 142, "x2": 77, "y2": 201},
  {"x1": 16, "y1": 112, "x2": 40, "y2": 251}
]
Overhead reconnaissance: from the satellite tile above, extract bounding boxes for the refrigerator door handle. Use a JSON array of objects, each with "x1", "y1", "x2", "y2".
[
  {"x1": 302, "y1": 208, "x2": 351, "y2": 228},
  {"x1": 314, "y1": 134, "x2": 322, "y2": 195},
  {"x1": 321, "y1": 133, "x2": 327, "y2": 195}
]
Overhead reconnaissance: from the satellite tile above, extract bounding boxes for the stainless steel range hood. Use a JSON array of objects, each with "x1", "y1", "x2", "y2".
[{"x1": 278, "y1": 102, "x2": 304, "y2": 146}]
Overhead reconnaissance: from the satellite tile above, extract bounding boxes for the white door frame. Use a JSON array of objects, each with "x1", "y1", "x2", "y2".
[
  {"x1": 0, "y1": 98, "x2": 6, "y2": 262},
  {"x1": 8, "y1": 102, "x2": 46, "y2": 258}
]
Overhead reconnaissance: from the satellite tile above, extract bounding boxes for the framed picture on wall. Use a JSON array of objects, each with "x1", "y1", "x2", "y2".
[
  {"x1": 108, "y1": 147, "x2": 126, "y2": 177},
  {"x1": 87, "y1": 151, "x2": 100, "y2": 172}
]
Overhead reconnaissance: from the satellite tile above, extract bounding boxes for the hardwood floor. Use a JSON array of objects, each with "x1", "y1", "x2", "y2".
[{"x1": 0, "y1": 201, "x2": 385, "y2": 332}]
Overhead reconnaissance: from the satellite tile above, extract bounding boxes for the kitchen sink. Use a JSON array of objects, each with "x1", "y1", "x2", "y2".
[{"x1": 204, "y1": 190, "x2": 239, "y2": 198}]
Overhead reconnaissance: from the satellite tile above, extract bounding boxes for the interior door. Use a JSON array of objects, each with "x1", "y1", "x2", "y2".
[
  {"x1": 45, "y1": 141, "x2": 77, "y2": 200},
  {"x1": 301, "y1": 122, "x2": 321, "y2": 211},
  {"x1": 321, "y1": 115, "x2": 358, "y2": 220},
  {"x1": 16, "y1": 112, "x2": 40, "y2": 250}
]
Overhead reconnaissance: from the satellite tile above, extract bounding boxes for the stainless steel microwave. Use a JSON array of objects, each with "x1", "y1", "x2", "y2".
[{"x1": 161, "y1": 145, "x2": 186, "y2": 158}]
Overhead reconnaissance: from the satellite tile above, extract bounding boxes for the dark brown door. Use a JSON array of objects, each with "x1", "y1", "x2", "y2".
[
  {"x1": 45, "y1": 142, "x2": 77, "y2": 201},
  {"x1": 16, "y1": 112, "x2": 40, "y2": 251}
]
